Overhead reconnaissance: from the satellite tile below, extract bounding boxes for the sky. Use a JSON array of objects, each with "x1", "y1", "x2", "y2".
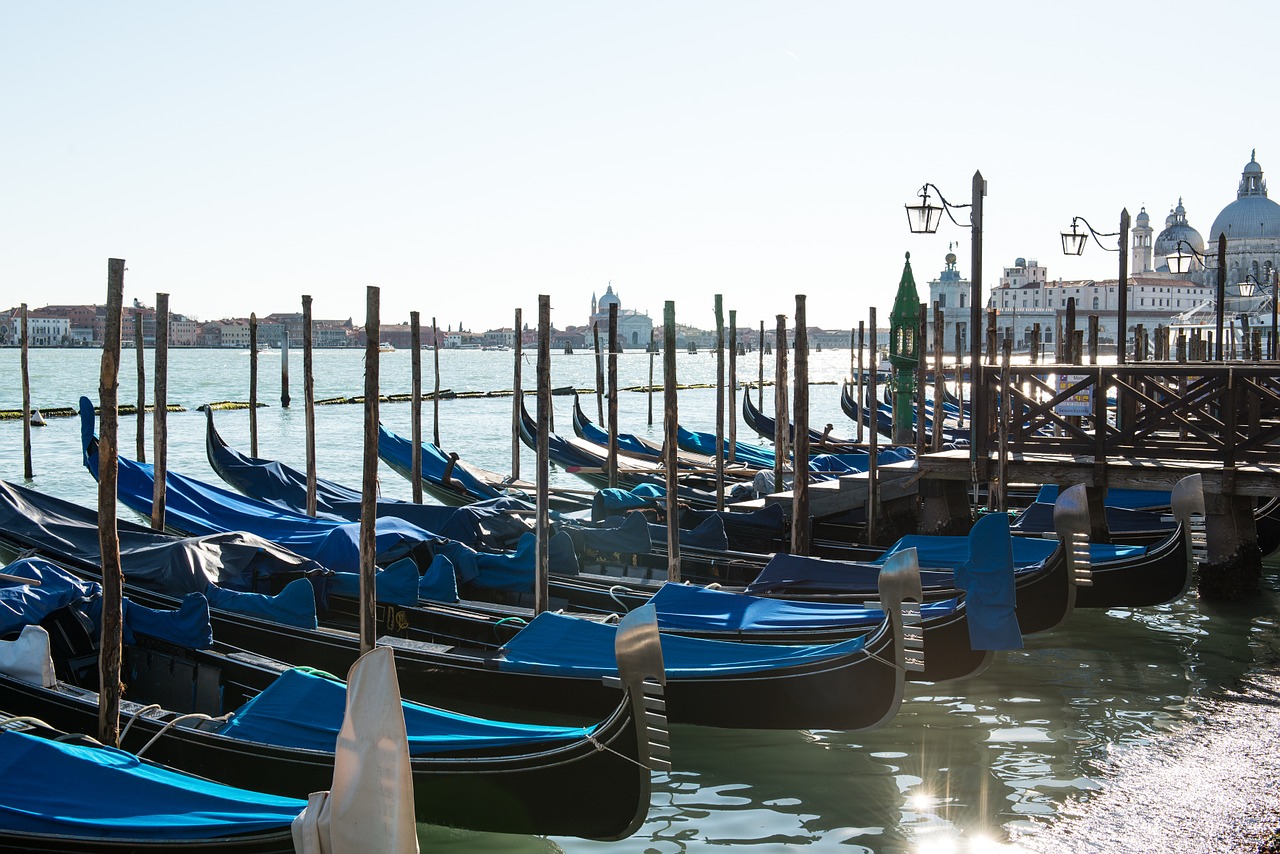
[{"x1": 3, "y1": 1, "x2": 1276, "y2": 333}]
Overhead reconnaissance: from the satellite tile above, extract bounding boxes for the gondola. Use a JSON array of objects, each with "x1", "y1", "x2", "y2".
[
  {"x1": 742, "y1": 392, "x2": 861, "y2": 450},
  {"x1": 192, "y1": 426, "x2": 1000, "y2": 681},
  {"x1": 0, "y1": 476, "x2": 916, "y2": 732},
  {"x1": 0, "y1": 714, "x2": 303, "y2": 853},
  {"x1": 0, "y1": 556, "x2": 663, "y2": 840},
  {"x1": 839, "y1": 382, "x2": 970, "y2": 446}
]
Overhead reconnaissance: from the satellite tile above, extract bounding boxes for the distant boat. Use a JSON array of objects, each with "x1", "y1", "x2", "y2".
[{"x1": 379, "y1": 342, "x2": 396, "y2": 353}]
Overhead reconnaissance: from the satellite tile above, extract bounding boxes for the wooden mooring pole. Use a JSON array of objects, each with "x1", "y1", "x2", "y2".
[
  {"x1": 535, "y1": 297, "x2": 550, "y2": 612},
  {"x1": 303, "y1": 296, "x2": 317, "y2": 517},
  {"x1": 647, "y1": 327, "x2": 656, "y2": 427},
  {"x1": 510, "y1": 309, "x2": 521, "y2": 483},
  {"x1": 134, "y1": 309, "x2": 145, "y2": 463},
  {"x1": 535, "y1": 296, "x2": 552, "y2": 613},
  {"x1": 758, "y1": 320, "x2": 765, "y2": 413},
  {"x1": 20, "y1": 304, "x2": 32, "y2": 480},
  {"x1": 358, "y1": 286, "x2": 380, "y2": 655},
  {"x1": 151, "y1": 293, "x2": 169, "y2": 531},
  {"x1": 432, "y1": 317, "x2": 441, "y2": 446},
  {"x1": 607, "y1": 304, "x2": 619, "y2": 490},
  {"x1": 248, "y1": 314, "x2": 259, "y2": 457},
  {"x1": 98, "y1": 258, "x2": 126, "y2": 747},
  {"x1": 411, "y1": 311, "x2": 424, "y2": 503},
  {"x1": 664, "y1": 302, "x2": 681, "y2": 583},
  {"x1": 916, "y1": 302, "x2": 927, "y2": 459},
  {"x1": 280, "y1": 327, "x2": 290, "y2": 409},
  {"x1": 714, "y1": 295, "x2": 725, "y2": 510},
  {"x1": 773, "y1": 314, "x2": 789, "y2": 496},
  {"x1": 593, "y1": 321, "x2": 605, "y2": 425},
  {"x1": 867, "y1": 307, "x2": 879, "y2": 544},
  {"x1": 933, "y1": 304, "x2": 945, "y2": 453},
  {"x1": 792, "y1": 296, "x2": 810, "y2": 555}
]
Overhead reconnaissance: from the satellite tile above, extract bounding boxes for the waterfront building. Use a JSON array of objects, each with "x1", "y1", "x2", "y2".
[
  {"x1": 926, "y1": 249, "x2": 974, "y2": 352},
  {"x1": 588, "y1": 284, "x2": 653, "y2": 350},
  {"x1": 1202, "y1": 151, "x2": 1280, "y2": 286}
]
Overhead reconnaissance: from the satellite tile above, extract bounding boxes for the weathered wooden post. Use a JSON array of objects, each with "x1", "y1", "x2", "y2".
[
  {"x1": 867, "y1": 308, "x2": 879, "y2": 543},
  {"x1": 1088, "y1": 316, "x2": 1100, "y2": 365},
  {"x1": 607, "y1": 304, "x2": 619, "y2": 490},
  {"x1": 997, "y1": 337, "x2": 1011, "y2": 513},
  {"x1": 663, "y1": 302, "x2": 680, "y2": 583},
  {"x1": 593, "y1": 321, "x2": 605, "y2": 424},
  {"x1": 358, "y1": 287, "x2": 380, "y2": 655},
  {"x1": 1029, "y1": 323, "x2": 1041, "y2": 365},
  {"x1": 432, "y1": 317, "x2": 441, "y2": 446},
  {"x1": 98, "y1": 258, "x2": 126, "y2": 747},
  {"x1": 20, "y1": 304, "x2": 32, "y2": 480},
  {"x1": 647, "y1": 327, "x2": 656, "y2": 427},
  {"x1": 280, "y1": 327, "x2": 290, "y2": 409},
  {"x1": 411, "y1": 311, "x2": 424, "y2": 503},
  {"x1": 151, "y1": 293, "x2": 169, "y2": 532},
  {"x1": 134, "y1": 308, "x2": 146, "y2": 463},
  {"x1": 728, "y1": 310, "x2": 738, "y2": 463},
  {"x1": 792, "y1": 296, "x2": 810, "y2": 555},
  {"x1": 509, "y1": 309, "x2": 520, "y2": 484},
  {"x1": 535, "y1": 296, "x2": 552, "y2": 613},
  {"x1": 855, "y1": 321, "x2": 865, "y2": 443},
  {"x1": 303, "y1": 297, "x2": 317, "y2": 517},
  {"x1": 249, "y1": 313, "x2": 259, "y2": 457},
  {"x1": 915, "y1": 303, "x2": 927, "y2": 458},
  {"x1": 985, "y1": 308, "x2": 997, "y2": 366},
  {"x1": 933, "y1": 304, "x2": 945, "y2": 453},
  {"x1": 954, "y1": 325, "x2": 964, "y2": 429},
  {"x1": 714, "y1": 295, "x2": 725, "y2": 510},
  {"x1": 773, "y1": 314, "x2": 789, "y2": 496}
]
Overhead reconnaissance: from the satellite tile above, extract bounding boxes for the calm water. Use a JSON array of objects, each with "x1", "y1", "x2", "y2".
[{"x1": 2, "y1": 346, "x2": 1278, "y2": 853}]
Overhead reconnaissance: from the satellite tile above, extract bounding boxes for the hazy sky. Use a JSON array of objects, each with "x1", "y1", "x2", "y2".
[{"x1": 4, "y1": 2, "x2": 1275, "y2": 332}]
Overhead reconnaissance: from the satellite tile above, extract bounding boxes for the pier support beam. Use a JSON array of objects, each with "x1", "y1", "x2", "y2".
[
  {"x1": 918, "y1": 479, "x2": 971, "y2": 536},
  {"x1": 1199, "y1": 492, "x2": 1261, "y2": 600}
]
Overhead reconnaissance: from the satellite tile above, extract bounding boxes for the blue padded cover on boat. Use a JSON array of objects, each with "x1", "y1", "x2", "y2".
[
  {"x1": 432, "y1": 532, "x2": 574, "y2": 591},
  {"x1": 1034, "y1": 484, "x2": 1172, "y2": 511},
  {"x1": 378, "y1": 424, "x2": 502, "y2": 502},
  {"x1": 1012, "y1": 501, "x2": 1168, "y2": 535},
  {"x1": 1, "y1": 557, "x2": 214, "y2": 649},
  {"x1": 418, "y1": 554, "x2": 460, "y2": 603},
  {"x1": 677, "y1": 426, "x2": 777, "y2": 468},
  {"x1": 680, "y1": 503, "x2": 787, "y2": 537},
  {"x1": 667, "y1": 515, "x2": 728, "y2": 551},
  {"x1": 745, "y1": 553, "x2": 959, "y2": 594},
  {"x1": 579, "y1": 512, "x2": 654, "y2": 554},
  {"x1": 951, "y1": 513, "x2": 1022, "y2": 650},
  {"x1": 591, "y1": 484, "x2": 666, "y2": 521},
  {"x1": 203, "y1": 578, "x2": 319, "y2": 629},
  {"x1": 498, "y1": 610, "x2": 866, "y2": 677},
  {"x1": 218, "y1": 667, "x2": 593, "y2": 754},
  {"x1": 649, "y1": 582, "x2": 958, "y2": 632},
  {"x1": 327, "y1": 558, "x2": 421, "y2": 606},
  {"x1": 0, "y1": 730, "x2": 302, "y2": 839}
]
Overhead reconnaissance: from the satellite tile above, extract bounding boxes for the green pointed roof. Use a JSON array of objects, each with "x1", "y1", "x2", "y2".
[{"x1": 890, "y1": 252, "x2": 921, "y2": 326}]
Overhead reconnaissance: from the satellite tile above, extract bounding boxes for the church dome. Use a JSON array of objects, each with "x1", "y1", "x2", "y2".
[
  {"x1": 1208, "y1": 151, "x2": 1280, "y2": 242},
  {"x1": 597, "y1": 284, "x2": 621, "y2": 309},
  {"x1": 1154, "y1": 197, "x2": 1204, "y2": 265},
  {"x1": 1136, "y1": 207, "x2": 1150, "y2": 226}
]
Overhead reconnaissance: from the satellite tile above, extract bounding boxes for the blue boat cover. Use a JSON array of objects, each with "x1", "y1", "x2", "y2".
[
  {"x1": 1, "y1": 557, "x2": 214, "y2": 650},
  {"x1": 745, "y1": 553, "x2": 960, "y2": 594},
  {"x1": 419, "y1": 554, "x2": 459, "y2": 603},
  {"x1": 950, "y1": 513, "x2": 1022, "y2": 650},
  {"x1": 1033, "y1": 484, "x2": 1172, "y2": 512},
  {"x1": 1011, "y1": 501, "x2": 1169, "y2": 535},
  {"x1": 678, "y1": 425, "x2": 778, "y2": 468},
  {"x1": 680, "y1": 503, "x2": 787, "y2": 538},
  {"x1": 0, "y1": 478, "x2": 323, "y2": 597},
  {"x1": 648, "y1": 582, "x2": 958, "y2": 632},
  {"x1": 0, "y1": 730, "x2": 302, "y2": 839},
  {"x1": 218, "y1": 667, "x2": 594, "y2": 755},
  {"x1": 591, "y1": 484, "x2": 666, "y2": 521},
  {"x1": 378, "y1": 424, "x2": 503, "y2": 502},
  {"x1": 327, "y1": 558, "x2": 422, "y2": 606},
  {"x1": 498, "y1": 611, "x2": 866, "y2": 677},
  {"x1": 203, "y1": 578, "x2": 319, "y2": 629}
]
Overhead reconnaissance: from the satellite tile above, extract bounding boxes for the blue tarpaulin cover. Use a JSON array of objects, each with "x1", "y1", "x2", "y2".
[
  {"x1": 202, "y1": 578, "x2": 319, "y2": 629},
  {"x1": 1034, "y1": 484, "x2": 1172, "y2": 511},
  {"x1": 218, "y1": 667, "x2": 594, "y2": 755},
  {"x1": 649, "y1": 582, "x2": 958, "y2": 632},
  {"x1": 591, "y1": 484, "x2": 666, "y2": 521},
  {"x1": 1, "y1": 557, "x2": 213, "y2": 649},
  {"x1": 328, "y1": 558, "x2": 422, "y2": 606},
  {"x1": 1012, "y1": 501, "x2": 1167, "y2": 535},
  {"x1": 0, "y1": 730, "x2": 302, "y2": 839},
  {"x1": 951, "y1": 513, "x2": 1022, "y2": 650},
  {"x1": 498, "y1": 611, "x2": 867, "y2": 677},
  {"x1": 418, "y1": 554, "x2": 460, "y2": 603}
]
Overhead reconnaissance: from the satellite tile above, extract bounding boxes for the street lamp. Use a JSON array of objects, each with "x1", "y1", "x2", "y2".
[
  {"x1": 1059, "y1": 212, "x2": 1129, "y2": 361},
  {"x1": 905, "y1": 172, "x2": 986, "y2": 487},
  {"x1": 1167, "y1": 235, "x2": 1229, "y2": 360}
]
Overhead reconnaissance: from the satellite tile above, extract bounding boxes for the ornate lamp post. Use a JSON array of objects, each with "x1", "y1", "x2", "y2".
[
  {"x1": 888, "y1": 253, "x2": 921, "y2": 444},
  {"x1": 905, "y1": 172, "x2": 985, "y2": 483},
  {"x1": 1059, "y1": 211, "x2": 1129, "y2": 361},
  {"x1": 1168, "y1": 234, "x2": 1228, "y2": 360}
]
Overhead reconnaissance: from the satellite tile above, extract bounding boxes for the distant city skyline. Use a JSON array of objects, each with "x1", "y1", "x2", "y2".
[{"x1": 4, "y1": 2, "x2": 1276, "y2": 331}]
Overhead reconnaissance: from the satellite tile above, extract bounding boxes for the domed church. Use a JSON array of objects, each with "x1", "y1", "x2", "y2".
[
  {"x1": 588, "y1": 283, "x2": 654, "y2": 349},
  {"x1": 1131, "y1": 151, "x2": 1280, "y2": 286}
]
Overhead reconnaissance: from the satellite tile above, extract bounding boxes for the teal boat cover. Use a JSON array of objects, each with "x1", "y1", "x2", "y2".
[
  {"x1": 498, "y1": 611, "x2": 867, "y2": 677},
  {"x1": 218, "y1": 667, "x2": 594, "y2": 754},
  {"x1": 0, "y1": 729, "x2": 301, "y2": 839}
]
